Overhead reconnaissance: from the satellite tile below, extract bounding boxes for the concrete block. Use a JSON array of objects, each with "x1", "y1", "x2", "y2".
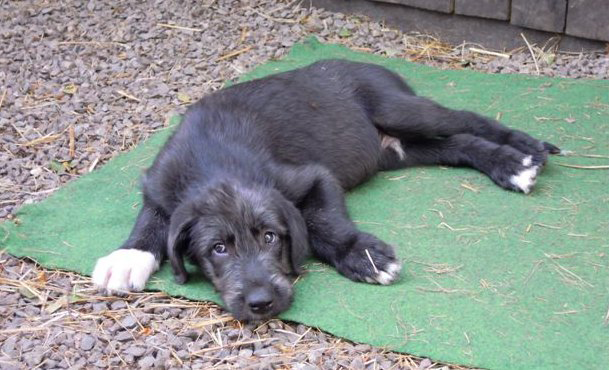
[
  {"x1": 511, "y1": 0, "x2": 567, "y2": 33},
  {"x1": 566, "y1": 0, "x2": 609, "y2": 42},
  {"x1": 454, "y1": 0, "x2": 510, "y2": 20}
]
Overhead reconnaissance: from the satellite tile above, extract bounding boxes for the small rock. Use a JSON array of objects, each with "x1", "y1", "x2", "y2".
[
  {"x1": 293, "y1": 364, "x2": 316, "y2": 370},
  {"x1": 254, "y1": 347, "x2": 272, "y2": 356},
  {"x1": 110, "y1": 300, "x2": 127, "y2": 310},
  {"x1": 156, "y1": 348, "x2": 171, "y2": 362},
  {"x1": 29, "y1": 167, "x2": 43, "y2": 176},
  {"x1": 80, "y1": 335, "x2": 96, "y2": 351},
  {"x1": 115, "y1": 331, "x2": 133, "y2": 342},
  {"x1": 23, "y1": 350, "x2": 44, "y2": 366},
  {"x1": 307, "y1": 349, "x2": 322, "y2": 364},
  {"x1": 124, "y1": 346, "x2": 146, "y2": 357},
  {"x1": 138, "y1": 355, "x2": 156, "y2": 368},
  {"x1": 255, "y1": 323, "x2": 268, "y2": 334},
  {"x1": 139, "y1": 315, "x2": 151, "y2": 326},
  {"x1": 350, "y1": 357, "x2": 365, "y2": 370},
  {"x1": 1, "y1": 336, "x2": 17, "y2": 356},
  {"x1": 226, "y1": 328, "x2": 240, "y2": 340},
  {"x1": 296, "y1": 324, "x2": 307, "y2": 335},
  {"x1": 45, "y1": 359, "x2": 57, "y2": 368},
  {"x1": 268, "y1": 321, "x2": 281, "y2": 330},
  {"x1": 217, "y1": 348, "x2": 231, "y2": 359},
  {"x1": 93, "y1": 359, "x2": 107, "y2": 368},
  {"x1": 123, "y1": 354, "x2": 135, "y2": 365},
  {"x1": 419, "y1": 358, "x2": 432, "y2": 369},
  {"x1": 238, "y1": 348, "x2": 253, "y2": 358},
  {"x1": 121, "y1": 315, "x2": 138, "y2": 329},
  {"x1": 241, "y1": 328, "x2": 252, "y2": 339},
  {"x1": 92, "y1": 302, "x2": 108, "y2": 312}
]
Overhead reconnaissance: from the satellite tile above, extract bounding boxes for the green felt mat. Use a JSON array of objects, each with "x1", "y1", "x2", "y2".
[{"x1": 3, "y1": 39, "x2": 609, "y2": 369}]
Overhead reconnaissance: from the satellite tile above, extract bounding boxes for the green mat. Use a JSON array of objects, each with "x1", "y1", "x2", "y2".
[{"x1": 3, "y1": 38, "x2": 609, "y2": 369}]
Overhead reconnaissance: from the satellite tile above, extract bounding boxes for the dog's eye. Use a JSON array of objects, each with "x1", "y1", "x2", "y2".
[
  {"x1": 264, "y1": 232, "x2": 277, "y2": 244},
  {"x1": 213, "y1": 243, "x2": 227, "y2": 255}
]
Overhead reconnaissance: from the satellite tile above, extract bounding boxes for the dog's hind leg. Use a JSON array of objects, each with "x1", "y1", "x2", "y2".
[
  {"x1": 371, "y1": 93, "x2": 560, "y2": 167},
  {"x1": 276, "y1": 164, "x2": 402, "y2": 285},
  {"x1": 92, "y1": 200, "x2": 168, "y2": 295},
  {"x1": 379, "y1": 133, "x2": 542, "y2": 193}
]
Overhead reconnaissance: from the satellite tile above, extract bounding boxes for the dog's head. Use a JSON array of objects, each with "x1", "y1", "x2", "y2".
[{"x1": 166, "y1": 182, "x2": 309, "y2": 320}]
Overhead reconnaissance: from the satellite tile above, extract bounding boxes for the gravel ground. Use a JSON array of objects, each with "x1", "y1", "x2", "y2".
[
  {"x1": 1, "y1": 0, "x2": 607, "y2": 369},
  {"x1": 1, "y1": 251, "x2": 452, "y2": 370}
]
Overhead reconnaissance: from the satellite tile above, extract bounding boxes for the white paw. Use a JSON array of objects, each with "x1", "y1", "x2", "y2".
[
  {"x1": 92, "y1": 249, "x2": 159, "y2": 294},
  {"x1": 510, "y1": 165, "x2": 539, "y2": 194},
  {"x1": 364, "y1": 261, "x2": 402, "y2": 285},
  {"x1": 521, "y1": 155, "x2": 533, "y2": 167}
]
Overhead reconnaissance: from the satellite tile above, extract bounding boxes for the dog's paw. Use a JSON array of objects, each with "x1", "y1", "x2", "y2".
[
  {"x1": 490, "y1": 147, "x2": 541, "y2": 194},
  {"x1": 336, "y1": 233, "x2": 402, "y2": 285},
  {"x1": 363, "y1": 260, "x2": 402, "y2": 285},
  {"x1": 92, "y1": 249, "x2": 159, "y2": 295},
  {"x1": 509, "y1": 157, "x2": 539, "y2": 194}
]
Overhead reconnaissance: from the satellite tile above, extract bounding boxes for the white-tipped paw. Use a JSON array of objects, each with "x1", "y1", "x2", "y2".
[
  {"x1": 364, "y1": 261, "x2": 402, "y2": 285},
  {"x1": 92, "y1": 249, "x2": 159, "y2": 295},
  {"x1": 510, "y1": 163, "x2": 539, "y2": 194}
]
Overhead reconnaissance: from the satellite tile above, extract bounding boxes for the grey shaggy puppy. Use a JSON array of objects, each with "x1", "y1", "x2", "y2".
[{"x1": 93, "y1": 59, "x2": 559, "y2": 320}]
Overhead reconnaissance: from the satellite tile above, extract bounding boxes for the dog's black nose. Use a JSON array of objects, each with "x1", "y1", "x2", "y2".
[{"x1": 246, "y1": 287, "x2": 273, "y2": 314}]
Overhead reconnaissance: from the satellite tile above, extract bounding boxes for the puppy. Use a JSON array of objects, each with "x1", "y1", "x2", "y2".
[{"x1": 93, "y1": 59, "x2": 559, "y2": 320}]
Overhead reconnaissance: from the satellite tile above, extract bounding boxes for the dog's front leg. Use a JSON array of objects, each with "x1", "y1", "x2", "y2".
[
  {"x1": 278, "y1": 165, "x2": 402, "y2": 285},
  {"x1": 92, "y1": 200, "x2": 168, "y2": 295}
]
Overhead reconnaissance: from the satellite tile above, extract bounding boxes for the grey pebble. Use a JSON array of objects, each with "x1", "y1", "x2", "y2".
[
  {"x1": 307, "y1": 349, "x2": 323, "y2": 364},
  {"x1": 124, "y1": 345, "x2": 147, "y2": 357},
  {"x1": 92, "y1": 302, "x2": 108, "y2": 312},
  {"x1": 241, "y1": 328, "x2": 252, "y2": 339},
  {"x1": 226, "y1": 328, "x2": 240, "y2": 340},
  {"x1": 254, "y1": 347, "x2": 273, "y2": 356},
  {"x1": 217, "y1": 348, "x2": 231, "y2": 359},
  {"x1": 110, "y1": 300, "x2": 127, "y2": 310},
  {"x1": 1, "y1": 336, "x2": 17, "y2": 356},
  {"x1": 80, "y1": 334, "x2": 96, "y2": 351},
  {"x1": 121, "y1": 315, "x2": 138, "y2": 329},
  {"x1": 93, "y1": 359, "x2": 107, "y2": 368},
  {"x1": 156, "y1": 348, "x2": 171, "y2": 361},
  {"x1": 294, "y1": 364, "x2": 317, "y2": 370},
  {"x1": 138, "y1": 355, "x2": 156, "y2": 368},
  {"x1": 176, "y1": 349, "x2": 190, "y2": 359},
  {"x1": 138, "y1": 315, "x2": 151, "y2": 326},
  {"x1": 23, "y1": 350, "x2": 44, "y2": 367},
  {"x1": 115, "y1": 331, "x2": 134, "y2": 342},
  {"x1": 124, "y1": 354, "x2": 135, "y2": 364},
  {"x1": 255, "y1": 323, "x2": 268, "y2": 334},
  {"x1": 419, "y1": 358, "x2": 432, "y2": 369}
]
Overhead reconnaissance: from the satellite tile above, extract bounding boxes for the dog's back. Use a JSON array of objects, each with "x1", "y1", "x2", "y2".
[{"x1": 154, "y1": 60, "x2": 410, "y2": 194}]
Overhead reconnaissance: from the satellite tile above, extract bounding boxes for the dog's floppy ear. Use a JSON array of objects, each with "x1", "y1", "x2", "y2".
[
  {"x1": 280, "y1": 198, "x2": 309, "y2": 275},
  {"x1": 167, "y1": 203, "x2": 197, "y2": 284}
]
